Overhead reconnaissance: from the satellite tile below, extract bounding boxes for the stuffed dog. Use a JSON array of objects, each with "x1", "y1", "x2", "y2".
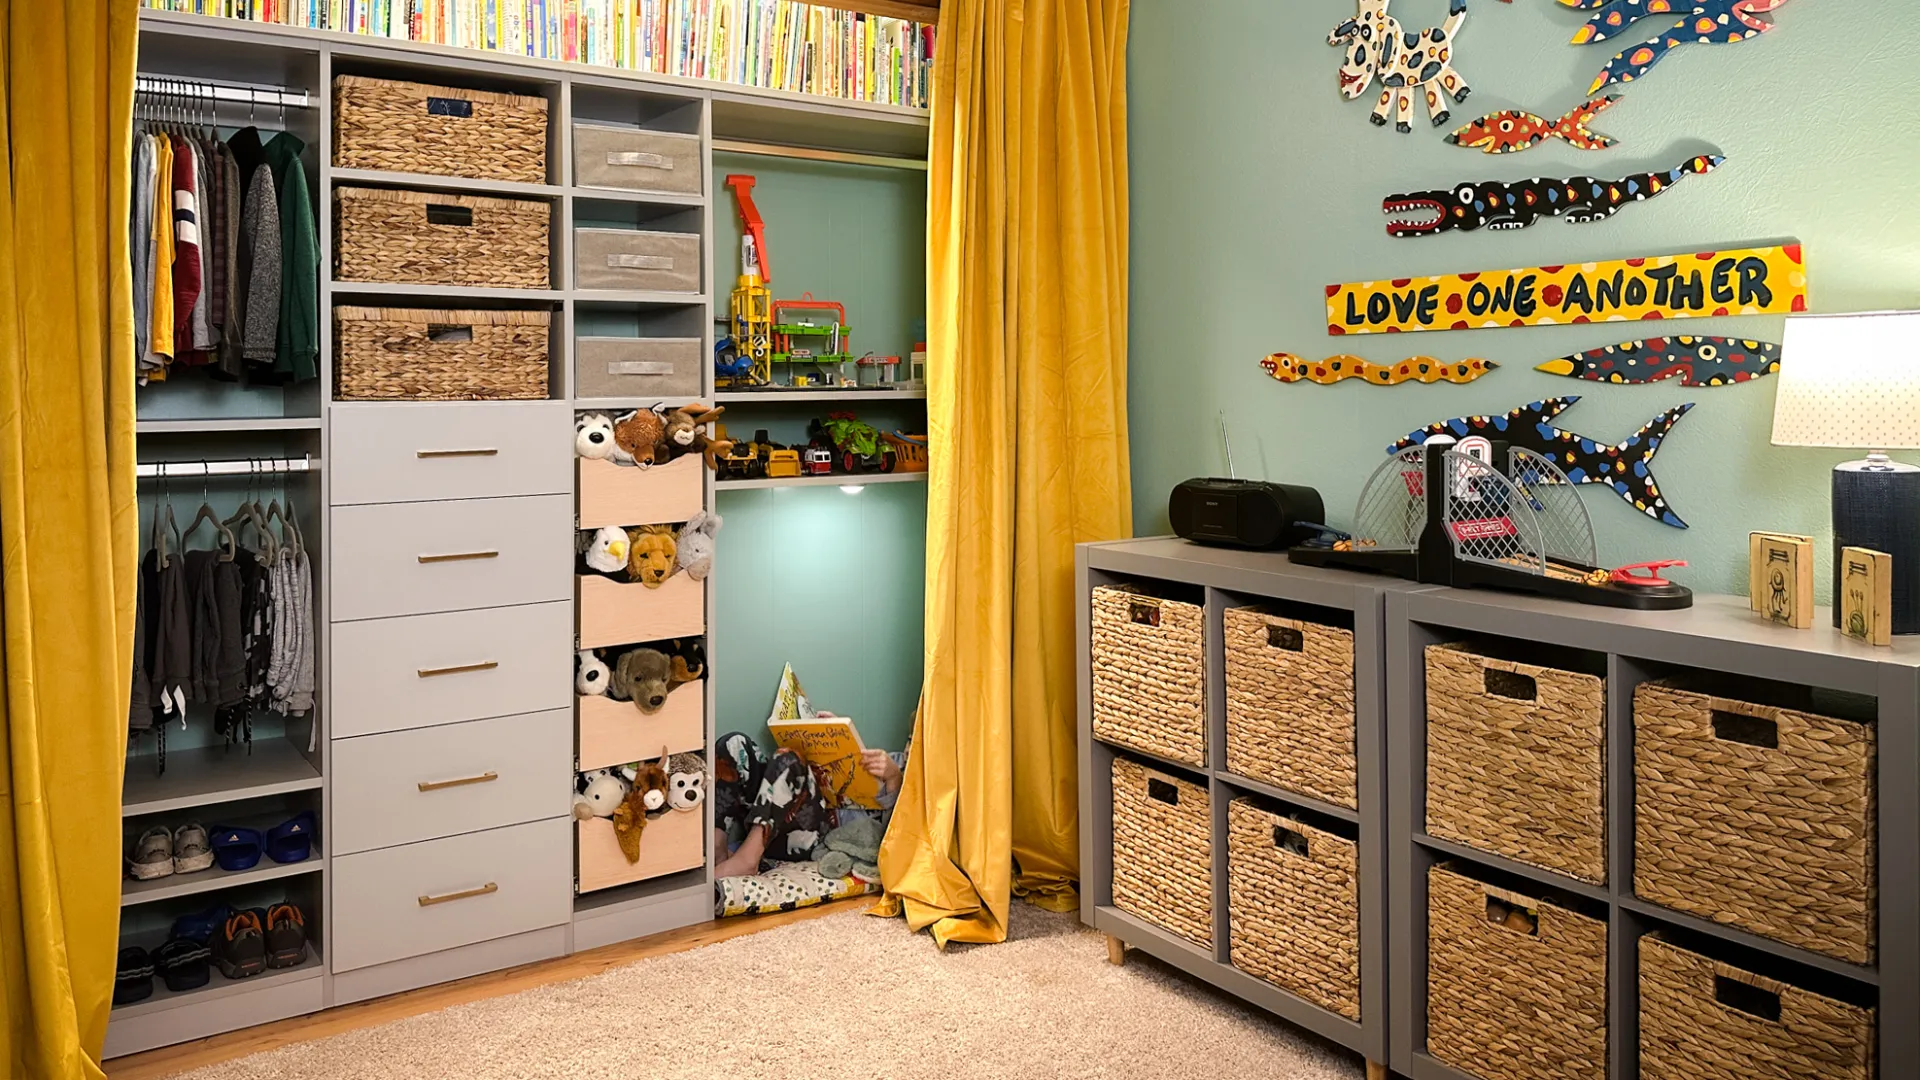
[
  {"x1": 612, "y1": 647, "x2": 673, "y2": 714},
  {"x1": 612, "y1": 407, "x2": 670, "y2": 468},
  {"x1": 626, "y1": 525, "x2": 677, "y2": 587},
  {"x1": 575, "y1": 412, "x2": 616, "y2": 460},
  {"x1": 664, "y1": 638, "x2": 706, "y2": 687}
]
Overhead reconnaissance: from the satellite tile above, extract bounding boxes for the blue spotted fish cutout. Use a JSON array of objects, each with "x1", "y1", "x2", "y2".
[
  {"x1": 1536, "y1": 336, "x2": 1781, "y2": 386},
  {"x1": 1565, "y1": 0, "x2": 1792, "y2": 94},
  {"x1": 1390, "y1": 396, "x2": 1694, "y2": 528},
  {"x1": 1383, "y1": 156, "x2": 1722, "y2": 237}
]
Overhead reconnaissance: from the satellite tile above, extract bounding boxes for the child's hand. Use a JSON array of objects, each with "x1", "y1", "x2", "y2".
[{"x1": 862, "y1": 749, "x2": 903, "y2": 793}]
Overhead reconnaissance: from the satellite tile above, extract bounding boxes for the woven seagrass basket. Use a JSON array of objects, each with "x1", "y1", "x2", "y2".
[
  {"x1": 1224, "y1": 608, "x2": 1356, "y2": 808},
  {"x1": 334, "y1": 306, "x2": 549, "y2": 401},
  {"x1": 1634, "y1": 680, "x2": 1876, "y2": 964},
  {"x1": 1091, "y1": 584, "x2": 1206, "y2": 766},
  {"x1": 1111, "y1": 757, "x2": 1211, "y2": 948},
  {"x1": 333, "y1": 75, "x2": 548, "y2": 184},
  {"x1": 1639, "y1": 934, "x2": 1873, "y2": 1080},
  {"x1": 1425, "y1": 642, "x2": 1607, "y2": 883},
  {"x1": 1428, "y1": 863, "x2": 1607, "y2": 1080},
  {"x1": 334, "y1": 187, "x2": 551, "y2": 289},
  {"x1": 1227, "y1": 799, "x2": 1359, "y2": 1020}
]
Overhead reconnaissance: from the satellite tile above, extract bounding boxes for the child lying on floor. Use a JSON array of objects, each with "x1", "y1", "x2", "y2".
[{"x1": 712, "y1": 729, "x2": 905, "y2": 881}]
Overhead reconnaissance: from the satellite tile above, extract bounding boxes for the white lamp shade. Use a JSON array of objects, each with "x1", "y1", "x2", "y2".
[{"x1": 1771, "y1": 311, "x2": 1920, "y2": 450}]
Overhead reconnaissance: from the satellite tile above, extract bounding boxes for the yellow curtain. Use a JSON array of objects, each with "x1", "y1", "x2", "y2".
[
  {"x1": 0, "y1": 2, "x2": 141, "y2": 1076},
  {"x1": 876, "y1": 0, "x2": 1132, "y2": 947}
]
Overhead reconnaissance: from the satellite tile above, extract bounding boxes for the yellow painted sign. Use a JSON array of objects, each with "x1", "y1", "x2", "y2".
[{"x1": 1326, "y1": 244, "x2": 1807, "y2": 336}]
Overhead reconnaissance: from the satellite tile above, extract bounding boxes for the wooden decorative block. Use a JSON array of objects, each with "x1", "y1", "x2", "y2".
[
  {"x1": 1840, "y1": 546, "x2": 1893, "y2": 646},
  {"x1": 1749, "y1": 532, "x2": 1814, "y2": 629}
]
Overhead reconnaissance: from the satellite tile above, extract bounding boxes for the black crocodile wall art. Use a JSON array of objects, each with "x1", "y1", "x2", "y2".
[{"x1": 1382, "y1": 155, "x2": 1723, "y2": 238}]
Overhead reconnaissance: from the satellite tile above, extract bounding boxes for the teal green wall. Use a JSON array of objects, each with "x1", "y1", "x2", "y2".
[
  {"x1": 1127, "y1": 0, "x2": 1920, "y2": 600},
  {"x1": 710, "y1": 152, "x2": 928, "y2": 750}
]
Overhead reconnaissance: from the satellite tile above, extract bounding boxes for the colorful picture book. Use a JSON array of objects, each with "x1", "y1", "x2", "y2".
[{"x1": 764, "y1": 664, "x2": 884, "y2": 809}]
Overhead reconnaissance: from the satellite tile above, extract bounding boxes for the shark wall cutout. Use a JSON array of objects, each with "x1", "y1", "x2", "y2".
[
  {"x1": 1383, "y1": 156, "x2": 1721, "y2": 237},
  {"x1": 1262, "y1": 353, "x2": 1499, "y2": 385},
  {"x1": 1445, "y1": 97, "x2": 1620, "y2": 153},
  {"x1": 1564, "y1": 0, "x2": 1793, "y2": 94},
  {"x1": 1330, "y1": 0, "x2": 1474, "y2": 134},
  {"x1": 1391, "y1": 396, "x2": 1694, "y2": 527},
  {"x1": 1326, "y1": 242, "x2": 1807, "y2": 335},
  {"x1": 1537, "y1": 336, "x2": 1782, "y2": 385}
]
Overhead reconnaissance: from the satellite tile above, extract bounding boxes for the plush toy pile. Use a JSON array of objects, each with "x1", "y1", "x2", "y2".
[
  {"x1": 575, "y1": 638, "x2": 704, "y2": 714},
  {"x1": 574, "y1": 404, "x2": 733, "y2": 470},
  {"x1": 575, "y1": 515, "x2": 724, "y2": 589},
  {"x1": 572, "y1": 747, "x2": 708, "y2": 865}
]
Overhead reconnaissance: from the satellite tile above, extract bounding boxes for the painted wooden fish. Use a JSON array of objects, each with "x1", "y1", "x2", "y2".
[
  {"x1": 1536, "y1": 336, "x2": 1781, "y2": 386},
  {"x1": 1445, "y1": 96, "x2": 1621, "y2": 154},
  {"x1": 1390, "y1": 396, "x2": 1693, "y2": 528},
  {"x1": 1384, "y1": 156, "x2": 1722, "y2": 237},
  {"x1": 1262, "y1": 353, "x2": 1498, "y2": 385},
  {"x1": 1566, "y1": 0, "x2": 1792, "y2": 94}
]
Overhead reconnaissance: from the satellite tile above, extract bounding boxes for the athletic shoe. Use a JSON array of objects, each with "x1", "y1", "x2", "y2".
[
  {"x1": 172, "y1": 823, "x2": 214, "y2": 874},
  {"x1": 213, "y1": 909, "x2": 266, "y2": 979},
  {"x1": 265, "y1": 903, "x2": 308, "y2": 969},
  {"x1": 127, "y1": 826, "x2": 173, "y2": 880}
]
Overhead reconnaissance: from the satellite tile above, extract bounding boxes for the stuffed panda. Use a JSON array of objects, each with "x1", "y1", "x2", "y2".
[
  {"x1": 667, "y1": 752, "x2": 706, "y2": 813},
  {"x1": 579, "y1": 526, "x2": 630, "y2": 576},
  {"x1": 575, "y1": 412, "x2": 616, "y2": 460},
  {"x1": 575, "y1": 650, "x2": 611, "y2": 697}
]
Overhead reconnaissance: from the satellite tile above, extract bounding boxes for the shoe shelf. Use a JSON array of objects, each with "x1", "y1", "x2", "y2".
[
  {"x1": 121, "y1": 740, "x2": 323, "y2": 818},
  {"x1": 122, "y1": 845, "x2": 326, "y2": 909},
  {"x1": 110, "y1": 947, "x2": 325, "y2": 1021}
]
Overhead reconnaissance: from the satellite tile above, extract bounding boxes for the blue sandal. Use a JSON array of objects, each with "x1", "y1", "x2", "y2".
[
  {"x1": 209, "y1": 826, "x2": 263, "y2": 872},
  {"x1": 265, "y1": 812, "x2": 315, "y2": 864}
]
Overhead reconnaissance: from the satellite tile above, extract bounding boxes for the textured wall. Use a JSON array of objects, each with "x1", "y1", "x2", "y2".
[{"x1": 1128, "y1": 0, "x2": 1919, "y2": 598}]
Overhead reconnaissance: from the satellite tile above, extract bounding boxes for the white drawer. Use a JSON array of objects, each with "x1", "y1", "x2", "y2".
[
  {"x1": 330, "y1": 401, "x2": 572, "y2": 505},
  {"x1": 330, "y1": 710, "x2": 573, "y2": 855},
  {"x1": 330, "y1": 495, "x2": 572, "y2": 621},
  {"x1": 329, "y1": 602, "x2": 572, "y2": 737},
  {"x1": 330, "y1": 817, "x2": 572, "y2": 973}
]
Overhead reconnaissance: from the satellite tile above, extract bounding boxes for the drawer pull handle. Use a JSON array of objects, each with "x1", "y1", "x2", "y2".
[
  {"x1": 417, "y1": 771, "x2": 499, "y2": 792},
  {"x1": 417, "y1": 661, "x2": 500, "y2": 679},
  {"x1": 418, "y1": 882, "x2": 499, "y2": 907},
  {"x1": 418, "y1": 550, "x2": 499, "y2": 564},
  {"x1": 416, "y1": 448, "x2": 500, "y2": 459}
]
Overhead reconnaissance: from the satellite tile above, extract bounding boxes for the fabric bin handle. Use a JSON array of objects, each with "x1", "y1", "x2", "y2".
[
  {"x1": 608, "y1": 151, "x2": 672, "y2": 170},
  {"x1": 608, "y1": 360, "x2": 676, "y2": 376},
  {"x1": 609, "y1": 253, "x2": 673, "y2": 270}
]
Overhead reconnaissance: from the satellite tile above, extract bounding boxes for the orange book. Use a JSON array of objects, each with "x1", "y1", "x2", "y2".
[{"x1": 764, "y1": 663, "x2": 882, "y2": 809}]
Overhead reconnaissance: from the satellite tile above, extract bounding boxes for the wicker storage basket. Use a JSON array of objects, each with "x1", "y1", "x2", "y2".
[
  {"x1": 334, "y1": 306, "x2": 549, "y2": 401},
  {"x1": 1224, "y1": 609, "x2": 1356, "y2": 808},
  {"x1": 1428, "y1": 864, "x2": 1608, "y2": 1080},
  {"x1": 1634, "y1": 681, "x2": 1876, "y2": 964},
  {"x1": 333, "y1": 75, "x2": 549, "y2": 184},
  {"x1": 1639, "y1": 935, "x2": 1873, "y2": 1080},
  {"x1": 1091, "y1": 585, "x2": 1206, "y2": 766},
  {"x1": 1227, "y1": 799, "x2": 1360, "y2": 1019},
  {"x1": 334, "y1": 187, "x2": 550, "y2": 289},
  {"x1": 1111, "y1": 757, "x2": 1212, "y2": 948},
  {"x1": 1426, "y1": 642, "x2": 1607, "y2": 883}
]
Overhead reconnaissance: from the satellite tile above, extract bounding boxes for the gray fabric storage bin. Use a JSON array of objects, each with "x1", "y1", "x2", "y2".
[
  {"x1": 573, "y1": 123, "x2": 701, "y2": 196},
  {"x1": 574, "y1": 228, "x2": 702, "y2": 293},
  {"x1": 575, "y1": 337, "x2": 703, "y2": 399}
]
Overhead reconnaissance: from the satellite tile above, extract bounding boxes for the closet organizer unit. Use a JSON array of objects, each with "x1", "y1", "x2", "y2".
[{"x1": 114, "y1": 8, "x2": 929, "y2": 1059}]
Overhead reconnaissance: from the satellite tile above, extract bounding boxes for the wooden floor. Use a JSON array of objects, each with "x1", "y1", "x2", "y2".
[{"x1": 105, "y1": 897, "x2": 873, "y2": 1080}]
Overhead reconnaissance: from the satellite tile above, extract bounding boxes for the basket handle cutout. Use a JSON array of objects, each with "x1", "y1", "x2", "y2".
[
  {"x1": 426, "y1": 96, "x2": 474, "y2": 119},
  {"x1": 1272, "y1": 825, "x2": 1310, "y2": 858},
  {"x1": 1712, "y1": 709, "x2": 1778, "y2": 749},
  {"x1": 1146, "y1": 778, "x2": 1179, "y2": 806},
  {"x1": 425, "y1": 204, "x2": 474, "y2": 227},
  {"x1": 1267, "y1": 625, "x2": 1304, "y2": 652},
  {"x1": 427, "y1": 325, "x2": 475, "y2": 344},
  {"x1": 1714, "y1": 976, "x2": 1782, "y2": 1022},
  {"x1": 1128, "y1": 600, "x2": 1162, "y2": 628},
  {"x1": 1484, "y1": 894, "x2": 1539, "y2": 937},
  {"x1": 1483, "y1": 668, "x2": 1538, "y2": 702}
]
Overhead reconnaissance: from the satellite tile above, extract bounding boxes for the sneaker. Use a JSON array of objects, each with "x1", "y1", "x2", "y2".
[
  {"x1": 264, "y1": 903, "x2": 308, "y2": 969},
  {"x1": 113, "y1": 946, "x2": 154, "y2": 1006},
  {"x1": 155, "y1": 936, "x2": 211, "y2": 992},
  {"x1": 213, "y1": 909, "x2": 266, "y2": 979},
  {"x1": 127, "y1": 826, "x2": 173, "y2": 881},
  {"x1": 171, "y1": 902, "x2": 231, "y2": 945},
  {"x1": 172, "y1": 823, "x2": 213, "y2": 874}
]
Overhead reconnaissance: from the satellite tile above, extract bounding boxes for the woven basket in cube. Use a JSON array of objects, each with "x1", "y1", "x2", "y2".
[
  {"x1": 334, "y1": 306, "x2": 549, "y2": 401},
  {"x1": 1111, "y1": 757, "x2": 1211, "y2": 948},
  {"x1": 1225, "y1": 609, "x2": 1355, "y2": 808},
  {"x1": 1635, "y1": 681, "x2": 1876, "y2": 964},
  {"x1": 1428, "y1": 864, "x2": 1607, "y2": 1080},
  {"x1": 1426, "y1": 642, "x2": 1606, "y2": 883},
  {"x1": 334, "y1": 75, "x2": 548, "y2": 184},
  {"x1": 335, "y1": 187, "x2": 550, "y2": 289},
  {"x1": 1227, "y1": 799, "x2": 1359, "y2": 1020},
  {"x1": 1091, "y1": 585, "x2": 1206, "y2": 766},
  {"x1": 1639, "y1": 934, "x2": 1872, "y2": 1080}
]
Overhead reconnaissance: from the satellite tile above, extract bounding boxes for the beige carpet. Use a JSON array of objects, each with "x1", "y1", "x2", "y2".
[{"x1": 172, "y1": 906, "x2": 1363, "y2": 1079}]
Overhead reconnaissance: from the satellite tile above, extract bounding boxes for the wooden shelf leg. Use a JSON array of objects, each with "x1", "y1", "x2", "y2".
[
  {"x1": 1105, "y1": 934, "x2": 1126, "y2": 966},
  {"x1": 1365, "y1": 1061, "x2": 1390, "y2": 1080}
]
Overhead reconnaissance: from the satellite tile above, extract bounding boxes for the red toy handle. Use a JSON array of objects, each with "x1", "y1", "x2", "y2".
[
  {"x1": 724, "y1": 174, "x2": 771, "y2": 283},
  {"x1": 1610, "y1": 560, "x2": 1688, "y2": 587}
]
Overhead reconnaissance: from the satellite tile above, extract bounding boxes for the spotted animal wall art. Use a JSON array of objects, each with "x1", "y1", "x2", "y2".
[
  {"x1": 1563, "y1": 0, "x2": 1793, "y2": 94},
  {"x1": 1330, "y1": 0, "x2": 1474, "y2": 133},
  {"x1": 1535, "y1": 336, "x2": 1781, "y2": 385},
  {"x1": 1445, "y1": 97, "x2": 1621, "y2": 154},
  {"x1": 1261, "y1": 353, "x2": 1498, "y2": 385},
  {"x1": 1382, "y1": 156, "x2": 1722, "y2": 237}
]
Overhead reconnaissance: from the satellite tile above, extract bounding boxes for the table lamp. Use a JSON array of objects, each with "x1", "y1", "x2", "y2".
[{"x1": 1770, "y1": 311, "x2": 1920, "y2": 634}]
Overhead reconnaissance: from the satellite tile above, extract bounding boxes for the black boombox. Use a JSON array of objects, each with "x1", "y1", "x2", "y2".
[{"x1": 1168, "y1": 478, "x2": 1324, "y2": 551}]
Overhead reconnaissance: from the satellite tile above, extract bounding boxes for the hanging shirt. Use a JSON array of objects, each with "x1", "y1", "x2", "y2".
[
  {"x1": 131, "y1": 133, "x2": 155, "y2": 367},
  {"x1": 148, "y1": 133, "x2": 175, "y2": 367},
  {"x1": 238, "y1": 161, "x2": 281, "y2": 366},
  {"x1": 263, "y1": 130, "x2": 318, "y2": 384},
  {"x1": 213, "y1": 144, "x2": 246, "y2": 380},
  {"x1": 170, "y1": 138, "x2": 204, "y2": 355}
]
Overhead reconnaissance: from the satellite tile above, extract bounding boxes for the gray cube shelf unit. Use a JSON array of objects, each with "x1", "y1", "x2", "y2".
[{"x1": 118, "y1": 7, "x2": 928, "y2": 1060}]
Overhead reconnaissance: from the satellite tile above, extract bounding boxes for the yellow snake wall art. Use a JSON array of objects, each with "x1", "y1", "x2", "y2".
[{"x1": 1261, "y1": 353, "x2": 1498, "y2": 385}]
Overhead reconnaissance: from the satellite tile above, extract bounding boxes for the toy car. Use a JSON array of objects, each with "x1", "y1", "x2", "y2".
[
  {"x1": 804, "y1": 447, "x2": 834, "y2": 476},
  {"x1": 766, "y1": 449, "x2": 802, "y2": 478},
  {"x1": 719, "y1": 441, "x2": 763, "y2": 481}
]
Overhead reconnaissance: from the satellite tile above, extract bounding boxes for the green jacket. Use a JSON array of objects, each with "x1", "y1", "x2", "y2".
[{"x1": 263, "y1": 131, "x2": 318, "y2": 383}]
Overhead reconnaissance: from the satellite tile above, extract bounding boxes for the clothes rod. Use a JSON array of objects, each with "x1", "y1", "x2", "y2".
[
  {"x1": 712, "y1": 138, "x2": 928, "y2": 172},
  {"x1": 135, "y1": 76, "x2": 313, "y2": 110},
  {"x1": 136, "y1": 456, "x2": 318, "y2": 479}
]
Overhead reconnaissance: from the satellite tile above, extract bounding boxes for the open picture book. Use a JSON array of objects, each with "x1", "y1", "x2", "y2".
[{"x1": 765, "y1": 664, "x2": 885, "y2": 809}]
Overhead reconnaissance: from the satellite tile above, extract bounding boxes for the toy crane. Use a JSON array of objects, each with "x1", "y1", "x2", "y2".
[{"x1": 720, "y1": 174, "x2": 773, "y2": 388}]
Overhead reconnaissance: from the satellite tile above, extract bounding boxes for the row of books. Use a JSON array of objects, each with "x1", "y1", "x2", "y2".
[{"x1": 141, "y1": 0, "x2": 936, "y2": 108}]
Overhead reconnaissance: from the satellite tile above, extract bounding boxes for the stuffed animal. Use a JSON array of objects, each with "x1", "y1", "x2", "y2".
[
  {"x1": 579, "y1": 526, "x2": 631, "y2": 576},
  {"x1": 612, "y1": 407, "x2": 670, "y2": 468},
  {"x1": 675, "y1": 512, "x2": 722, "y2": 582},
  {"x1": 667, "y1": 753, "x2": 706, "y2": 812},
  {"x1": 575, "y1": 650, "x2": 611, "y2": 697},
  {"x1": 631, "y1": 748, "x2": 672, "y2": 813},
  {"x1": 626, "y1": 525, "x2": 677, "y2": 587},
  {"x1": 664, "y1": 638, "x2": 706, "y2": 686},
  {"x1": 571, "y1": 768, "x2": 630, "y2": 821},
  {"x1": 611, "y1": 749, "x2": 673, "y2": 863},
  {"x1": 664, "y1": 405, "x2": 735, "y2": 470},
  {"x1": 575, "y1": 412, "x2": 616, "y2": 460},
  {"x1": 612, "y1": 647, "x2": 672, "y2": 713}
]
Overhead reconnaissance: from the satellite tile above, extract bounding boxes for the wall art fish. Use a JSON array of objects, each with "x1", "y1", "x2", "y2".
[
  {"x1": 1262, "y1": 353, "x2": 1498, "y2": 385},
  {"x1": 1390, "y1": 396, "x2": 1693, "y2": 527},
  {"x1": 1536, "y1": 336, "x2": 1781, "y2": 386},
  {"x1": 1565, "y1": 0, "x2": 1792, "y2": 94},
  {"x1": 1445, "y1": 96, "x2": 1620, "y2": 154},
  {"x1": 1384, "y1": 156, "x2": 1722, "y2": 237}
]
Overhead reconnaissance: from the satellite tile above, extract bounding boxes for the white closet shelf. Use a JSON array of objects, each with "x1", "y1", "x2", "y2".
[
  {"x1": 716, "y1": 471, "x2": 927, "y2": 491},
  {"x1": 123, "y1": 740, "x2": 323, "y2": 818},
  {"x1": 135, "y1": 417, "x2": 323, "y2": 434},
  {"x1": 714, "y1": 388, "x2": 926, "y2": 403},
  {"x1": 571, "y1": 187, "x2": 707, "y2": 208},
  {"x1": 330, "y1": 281, "x2": 562, "y2": 302},
  {"x1": 110, "y1": 948, "x2": 324, "y2": 1020},
  {"x1": 573, "y1": 395, "x2": 710, "y2": 412},
  {"x1": 574, "y1": 290, "x2": 710, "y2": 306},
  {"x1": 121, "y1": 848, "x2": 325, "y2": 909},
  {"x1": 330, "y1": 167, "x2": 564, "y2": 199}
]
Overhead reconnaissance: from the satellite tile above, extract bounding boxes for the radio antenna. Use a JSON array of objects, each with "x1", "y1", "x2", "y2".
[{"x1": 1219, "y1": 411, "x2": 1237, "y2": 479}]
